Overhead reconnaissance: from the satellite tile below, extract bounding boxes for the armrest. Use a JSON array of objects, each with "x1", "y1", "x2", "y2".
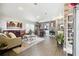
[
  {"x1": 6, "y1": 38, "x2": 22, "y2": 49},
  {"x1": 9, "y1": 37, "x2": 21, "y2": 40}
]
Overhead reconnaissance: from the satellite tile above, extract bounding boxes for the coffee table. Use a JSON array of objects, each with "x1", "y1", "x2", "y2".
[{"x1": 23, "y1": 35, "x2": 36, "y2": 41}]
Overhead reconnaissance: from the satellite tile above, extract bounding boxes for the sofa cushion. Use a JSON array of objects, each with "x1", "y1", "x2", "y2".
[
  {"x1": 8, "y1": 32, "x2": 16, "y2": 38},
  {"x1": 0, "y1": 33, "x2": 8, "y2": 38},
  {"x1": 0, "y1": 34, "x2": 10, "y2": 45},
  {"x1": 3, "y1": 32, "x2": 11, "y2": 38},
  {"x1": 0, "y1": 33, "x2": 10, "y2": 39}
]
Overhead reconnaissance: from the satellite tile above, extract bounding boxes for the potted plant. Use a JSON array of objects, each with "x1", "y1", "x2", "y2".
[
  {"x1": 56, "y1": 33, "x2": 64, "y2": 47},
  {"x1": 28, "y1": 29, "x2": 32, "y2": 35}
]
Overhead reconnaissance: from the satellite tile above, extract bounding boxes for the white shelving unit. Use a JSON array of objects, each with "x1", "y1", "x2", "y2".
[
  {"x1": 64, "y1": 14, "x2": 74, "y2": 55},
  {"x1": 63, "y1": 4, "x2": 75, "y2": 56}
]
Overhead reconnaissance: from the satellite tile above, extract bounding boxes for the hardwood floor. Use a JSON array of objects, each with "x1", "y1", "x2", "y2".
[{"x1": 2, "y1": 37, "x2": 64, "y2": 56}]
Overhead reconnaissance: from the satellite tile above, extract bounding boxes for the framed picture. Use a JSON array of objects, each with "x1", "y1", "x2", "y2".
[{"x1": 7, "y1": 21, "x2": 22, "y2": 29}]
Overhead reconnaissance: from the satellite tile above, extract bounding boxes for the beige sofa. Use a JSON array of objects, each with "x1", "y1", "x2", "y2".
[{"x1": 0, "y1": 33, "x2": 22, "y2": 50}]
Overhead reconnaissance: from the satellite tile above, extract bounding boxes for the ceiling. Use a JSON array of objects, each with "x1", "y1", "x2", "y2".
[{"x1": 0, "y1": 3, "x2": 64, "y2": 22}]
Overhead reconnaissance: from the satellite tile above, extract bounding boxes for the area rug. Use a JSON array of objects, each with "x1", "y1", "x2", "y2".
[{"x1": 12, "y1": 37, "x2": 45, "y2": 54}]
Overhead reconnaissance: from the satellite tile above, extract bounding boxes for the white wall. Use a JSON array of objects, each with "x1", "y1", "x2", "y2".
[{"x1": 0, "y1": 18, "x2": 7, "y2": 29}]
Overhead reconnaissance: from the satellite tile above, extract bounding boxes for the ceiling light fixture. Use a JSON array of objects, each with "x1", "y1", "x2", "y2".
[
  {"x1": 36, "y1": 16, "x2": 40, "y2": 19},
  {"x1": 18, "y1": 6, "x2": 24, "y2": 11}
]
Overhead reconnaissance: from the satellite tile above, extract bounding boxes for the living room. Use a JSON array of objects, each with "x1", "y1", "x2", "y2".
[{"x1": 0, "y1": 3, "x2": 76, "y2": 56}]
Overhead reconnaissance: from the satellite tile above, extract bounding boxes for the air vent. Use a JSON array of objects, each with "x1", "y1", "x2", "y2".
[
  {"x1": 45, "y1": 12, "x2": 47, "y2": 15},
  {"x1": 34, "y1": 3, "x2": 38, "y2": 5}
]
